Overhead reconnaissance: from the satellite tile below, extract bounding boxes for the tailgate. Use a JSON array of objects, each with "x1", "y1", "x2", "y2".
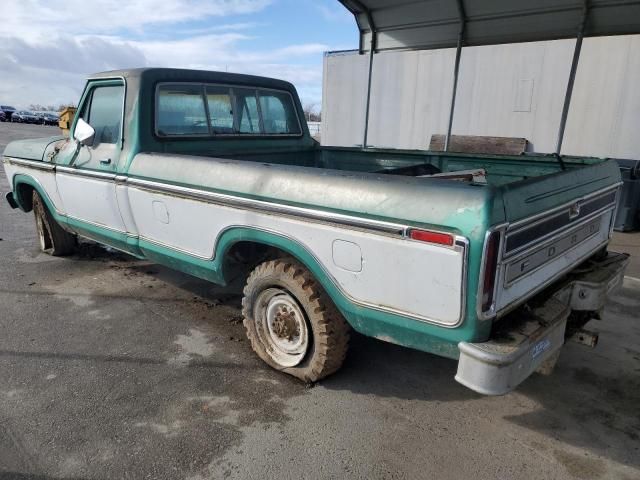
[
  {"x1": 493, "y1": 159, "x2": 622, "y2": 317},
  {"x1": 500, "y1": 159, "x2": 621, "y2": 223}
]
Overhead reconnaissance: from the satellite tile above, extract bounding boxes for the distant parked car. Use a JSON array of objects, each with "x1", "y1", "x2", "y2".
[
  {"x1": 34, "y1": 112, "x2": 57, "y2": 125},
  {"x1": 1, "y1": 105, "x2": 16, "y2": 121},
  {"x1": 11, "y1": 110, "x2": 40, "y2": 124},
  {"x1": 42, "y1": 112, "x2": 59, "y2": 126},
  {"x1": 0, "y1": 111, "x2": 5, "y2": 122}
]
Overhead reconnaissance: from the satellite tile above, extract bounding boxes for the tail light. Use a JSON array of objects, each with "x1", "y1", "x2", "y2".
[
  {"x1": 480, "y1": 230, "x2": 501, "y2": 316},
  {"x1": 408, "y1": 229, "x2": 454, "y2": 246}
]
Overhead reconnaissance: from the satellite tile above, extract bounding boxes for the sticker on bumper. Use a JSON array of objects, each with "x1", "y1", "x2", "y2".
[{"x1": 532, "y1": 338, "x2": 552, "y2": 359}]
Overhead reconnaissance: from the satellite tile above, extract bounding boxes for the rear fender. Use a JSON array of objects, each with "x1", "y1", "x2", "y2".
[{"x1": 214, "y1": 226, "x2": 476, "y2": 358}]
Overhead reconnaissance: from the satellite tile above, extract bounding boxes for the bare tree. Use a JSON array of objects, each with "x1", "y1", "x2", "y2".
[
  {"x1": 302, "y1": 103, "x2": 321, "y2": 122},
  {"x1": 57, "y1": 103, "x2": 77, "y2": 112}
]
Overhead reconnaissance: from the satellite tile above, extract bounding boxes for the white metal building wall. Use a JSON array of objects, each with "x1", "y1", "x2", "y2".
[{"x1": 321, "y1": 35, "x2": 640, "y2": 159}]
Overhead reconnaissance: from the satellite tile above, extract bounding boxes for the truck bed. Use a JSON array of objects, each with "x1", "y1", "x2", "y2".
[
  {"x1": 133, "y1": 145, "x2": 621, "y2": 323},
  {"x1": 190, "y1": 144, "x2": 610, "y2": 186}
]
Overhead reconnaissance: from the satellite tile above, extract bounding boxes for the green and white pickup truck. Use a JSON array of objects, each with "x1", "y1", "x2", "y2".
[{"x1": 2, "y1": 68, "x2": 629, "y2": 394}]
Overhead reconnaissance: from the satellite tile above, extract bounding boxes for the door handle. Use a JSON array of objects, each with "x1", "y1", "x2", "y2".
[{"x1": 100, "y1": 158, "x2": 112, "y2": 165}]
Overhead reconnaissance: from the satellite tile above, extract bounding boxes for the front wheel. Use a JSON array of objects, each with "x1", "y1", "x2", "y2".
[
  {"x1": 32, "y1": 191, "x2": 76, "y2": 256},
  {"x1": 242, "y1": 258, "x2": 350, "y2": 382}
]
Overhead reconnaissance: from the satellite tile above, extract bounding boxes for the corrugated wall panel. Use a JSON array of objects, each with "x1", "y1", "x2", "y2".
[
  {"x1": 322, "y1": 52, "x2": 368, "y2": 147},
  {"x1": 322, "y1": 35, "x2": 640, "y2": 159}
]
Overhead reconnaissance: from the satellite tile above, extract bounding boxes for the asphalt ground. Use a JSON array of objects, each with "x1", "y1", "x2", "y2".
[{"x1": 1, "y1": 122, "x2": 639, "y2": 480}]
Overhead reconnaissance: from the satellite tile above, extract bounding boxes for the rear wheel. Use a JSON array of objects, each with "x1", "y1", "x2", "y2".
[
  {"x1": 242, "y1": 258, "x2": 350, "y2": 382},
  {"x1": 32, "y1": 191, "x2": 76, "y2": 256}
]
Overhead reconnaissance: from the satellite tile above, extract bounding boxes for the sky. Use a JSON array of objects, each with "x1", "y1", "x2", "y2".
[{"x1": 0, "y1": 0, "x2": 358, "y2": 110}]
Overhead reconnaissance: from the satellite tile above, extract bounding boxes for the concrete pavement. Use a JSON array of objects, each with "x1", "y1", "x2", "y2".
[{"x1": 1, "y1": 123, "x2": 639, "y2": 480}]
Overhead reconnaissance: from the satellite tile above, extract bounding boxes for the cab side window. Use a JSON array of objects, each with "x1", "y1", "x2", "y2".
[{"x1": 81, "y1": 85, "x2": 124, "y2": 145}]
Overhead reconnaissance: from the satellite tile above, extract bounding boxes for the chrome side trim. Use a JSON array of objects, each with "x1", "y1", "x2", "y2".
[
  {"x1": 66, "y1": 214, "x2": 128, "y2": 235},
  {"x1": 609, "y1": 188, "x2": 620, "y2": 238},
  {"x1": 476, "y1": 224, "x2": 507, "y2": 321},
  {"x1": 4, "y1": 156, "x2": 56, "y2": 171},
  {"x1": 127, "y1": 177, "x2": 409, "y2": 237},
  {"x1": 57, "y1": 166, "x2": 117, "y2": 181},
  {"x1": 9, "y1": 158, "x2": 462, "y2": 246},
  {"x1": 139, "y1": 234, "x2": 212, "y2": 260},
  {"x1": 9, "y1": 160, "x2": 470, "y2": 326},
  {"x1": 456, "y1": 236, "x2": 470, "y2": 327}
]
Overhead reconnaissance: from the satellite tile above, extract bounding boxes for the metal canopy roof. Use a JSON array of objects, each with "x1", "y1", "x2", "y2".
[{"x1": 338, "y1": 0, "x2": 640, "y2": 53}]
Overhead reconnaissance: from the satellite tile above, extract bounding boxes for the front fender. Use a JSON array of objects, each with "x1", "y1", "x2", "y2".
[{"x1": 12, "y1": 174, "x2": 61, "y2": 219}]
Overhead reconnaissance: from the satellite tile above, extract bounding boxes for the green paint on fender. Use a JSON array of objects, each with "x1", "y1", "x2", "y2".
[
  {"x1": 135, "y1": 226, "x2": 483, "y2": 359},
  {"x1": 213, "y1": 228, "x2": 480, "y2": 359},
  {"x1": 12, "y1": 174, "x2": 144, "y2": 258}
]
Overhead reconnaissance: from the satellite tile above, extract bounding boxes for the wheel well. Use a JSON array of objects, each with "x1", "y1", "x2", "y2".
[
  {"x1": 14, "y1": 183, "x2": 35, "y2": 212},
  {"x1": 222, "y1": 241, "x2": 291, "y2": 277}
]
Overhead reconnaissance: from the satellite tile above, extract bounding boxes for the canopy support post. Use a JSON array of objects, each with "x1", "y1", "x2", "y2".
[
  {"x1": 444, "y1": 0, "x2": 466, "y2": 152},
  {"x1": 555, "y1": 0, "x2": 590, "y2": 164},
  {"x1": 363, "y1": 37, "x2": 375, "y2": 148},
  {"x1": 361, "y1": 5, "x2": 376, "y2": 149}
]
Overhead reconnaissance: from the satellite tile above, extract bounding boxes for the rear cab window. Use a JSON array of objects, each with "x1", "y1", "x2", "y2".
[
  {"x1": 259, "y1": 91, "x2": 300, "y2": 134},
  {"x1": 157, "y1": 84, "x2": 208, "y2": 136},
  {"x1": 155, "y1": 83, "x2": 302, "y2": 137},
  {"x1": 205, "y1": 86, "x2": 234, "y2": 134}
]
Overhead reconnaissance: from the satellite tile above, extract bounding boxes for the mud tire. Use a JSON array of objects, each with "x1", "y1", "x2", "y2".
[
  {"x1": 32, "y1": 191, "x2": 76, "y2": 256},
  {"x1": 242, "y1": 258, "x2": 350, "y2": 382}
]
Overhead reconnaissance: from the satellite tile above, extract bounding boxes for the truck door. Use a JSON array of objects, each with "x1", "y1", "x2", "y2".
[{"x1": 56, "y1": 80, "x2": 129, "y2": 241}]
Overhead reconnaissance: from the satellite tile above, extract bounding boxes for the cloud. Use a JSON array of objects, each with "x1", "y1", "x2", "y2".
[
  {"x1": 0, "y1": 0, "x2": 339, "y2": 108},
  {"x1": 315, "y1": 0, "x2": 354, "y2": 23},
  {"x1": 2, "y1": 36, "x2": 147, "y2": 74},
  {"x1": 0, "y1": 1, "x2": 273, "y2": 38}
]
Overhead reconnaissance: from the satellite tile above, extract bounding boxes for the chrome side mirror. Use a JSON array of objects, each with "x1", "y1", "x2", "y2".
[{"x1": 74, "y1": 118, "x2": 95, "y2": 147}]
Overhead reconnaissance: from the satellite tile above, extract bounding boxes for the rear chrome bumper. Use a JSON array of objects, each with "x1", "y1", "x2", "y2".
[{"x1": 455, "y1": 252, "x2": 629, "y2": 395}]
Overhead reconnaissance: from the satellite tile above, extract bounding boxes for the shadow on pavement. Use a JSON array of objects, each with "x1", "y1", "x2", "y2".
[
  {"x1": 0, "y1": 349, "x2": 248, "y2": 370},
  {"x1": 321, "y1": 332, "x2": 476, "y2": 402},
  {"x1": 0, "y1": 473, "x2": 92, "y2": 480}
]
